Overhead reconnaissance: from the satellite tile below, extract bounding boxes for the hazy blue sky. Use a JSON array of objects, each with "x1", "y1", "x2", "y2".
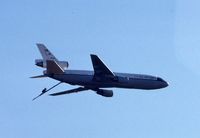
[{"x1": 1, "y1": 0, "x2": 200, "y2": 138}]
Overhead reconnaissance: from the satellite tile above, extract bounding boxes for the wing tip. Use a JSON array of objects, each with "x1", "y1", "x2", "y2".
[{"x1": 90, "y1": 54, "x2": 98, "y2": 57}]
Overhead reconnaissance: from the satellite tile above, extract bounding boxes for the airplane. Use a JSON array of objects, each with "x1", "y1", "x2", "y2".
[{"x1": 32, "y1": 44, "x2": 168, "y2": 100}]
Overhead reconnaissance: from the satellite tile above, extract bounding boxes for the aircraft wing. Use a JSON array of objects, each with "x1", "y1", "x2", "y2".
[
  {"x1": 90, "y1": 54, "x2": 115, "y2": 79},
  {"x1": 49, "y1": 87, "x2": 89, "y2": 96}
]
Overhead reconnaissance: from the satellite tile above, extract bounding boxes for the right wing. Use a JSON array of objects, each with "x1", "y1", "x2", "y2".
[
  {"x1": 49, "y1": 87, "x2": 89, "y2": 96},
  {"x1": 90, "y1": 54, "x2": 115, "y2": 80}
]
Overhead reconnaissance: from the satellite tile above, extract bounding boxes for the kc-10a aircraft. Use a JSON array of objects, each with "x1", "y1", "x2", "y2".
[{"x1": 32, "y1": 44, "x2": 168, "y2": 100}]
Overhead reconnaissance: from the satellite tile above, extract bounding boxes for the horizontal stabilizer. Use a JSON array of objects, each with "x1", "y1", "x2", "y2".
[
  {"x1": 30, "y1": 75, "x2": 47, "y2": 78},
  {"x1": 46, "y1": 60, "x2": 64, "y2": 74}
]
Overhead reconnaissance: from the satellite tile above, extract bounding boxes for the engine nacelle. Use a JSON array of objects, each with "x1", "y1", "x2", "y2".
[
  {"x1": 58, "y1": 61, "x2": 69, "y2": 70},
  {"x1": 35, "y1": 59, "x2": 44, "y2": 67},
  {"x1": 96, "y1": 89, "x2": 113, "y2": 97},
  {"x1": 35, "y1": 59, "x2": 69, "y2": 69}
]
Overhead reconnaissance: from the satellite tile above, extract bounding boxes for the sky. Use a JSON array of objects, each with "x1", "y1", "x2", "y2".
[{"x1": 1, "y1": 0, "x2": 200, "y2": 138}]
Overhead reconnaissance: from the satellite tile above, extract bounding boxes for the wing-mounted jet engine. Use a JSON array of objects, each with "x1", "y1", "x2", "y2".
[{"x1": 96, "y1": 89, "x2": 113, "y2": 97}]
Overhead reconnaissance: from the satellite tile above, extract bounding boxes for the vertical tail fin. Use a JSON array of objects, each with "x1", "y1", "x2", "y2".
[{"x1": 36, "y1": 43, "x2": 58, "y2": 61}]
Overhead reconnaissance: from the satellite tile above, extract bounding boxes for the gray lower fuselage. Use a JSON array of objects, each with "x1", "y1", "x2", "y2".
[{"x1": 48, "y1": 70, "x2": 168, "y2": 90}]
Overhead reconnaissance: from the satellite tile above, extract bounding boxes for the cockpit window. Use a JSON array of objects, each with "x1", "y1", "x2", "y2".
[{"x1": 157, "y1": 77, "x2": 164, "y2": 82}]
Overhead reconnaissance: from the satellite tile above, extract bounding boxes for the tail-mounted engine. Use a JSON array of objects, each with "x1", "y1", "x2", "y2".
[{"x1": 35, "y1": 59, "x2": 69, "y2": 70}]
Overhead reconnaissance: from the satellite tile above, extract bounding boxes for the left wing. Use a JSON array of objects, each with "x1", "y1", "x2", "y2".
[
  {"x1": 49, "y1": 87, "x2": 89, "y2": 96},
  {"x1": 90, "y1": 54, "x2": 115, "y2": 80}
]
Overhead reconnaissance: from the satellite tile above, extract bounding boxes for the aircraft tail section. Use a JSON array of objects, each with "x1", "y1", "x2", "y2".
[
  {"x1": 37, "y1": 43, "x2": 58, "y2": 61},
  {"x1": 35, "y1": 43, "x2": 69, "y2": 69},
  {"x1": 46, "y1": 60, "x2": 64, "y2": 74}
]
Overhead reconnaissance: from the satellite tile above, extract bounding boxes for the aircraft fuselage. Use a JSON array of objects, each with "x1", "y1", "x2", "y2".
[
  {"x1": 32, "y1": 44, "x2": 169, "y2": 99},
  {"x1": 49, "y1": 70, "x2": 168, "y2": 90}
]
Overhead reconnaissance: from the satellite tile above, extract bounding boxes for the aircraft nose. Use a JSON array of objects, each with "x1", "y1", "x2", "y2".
[
  {"x1": 157, "y1": 77, "x2": 169, "y2": 88},
  {"x1": 163, "y1": 81, "x2": 169, "y2": 88}
]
